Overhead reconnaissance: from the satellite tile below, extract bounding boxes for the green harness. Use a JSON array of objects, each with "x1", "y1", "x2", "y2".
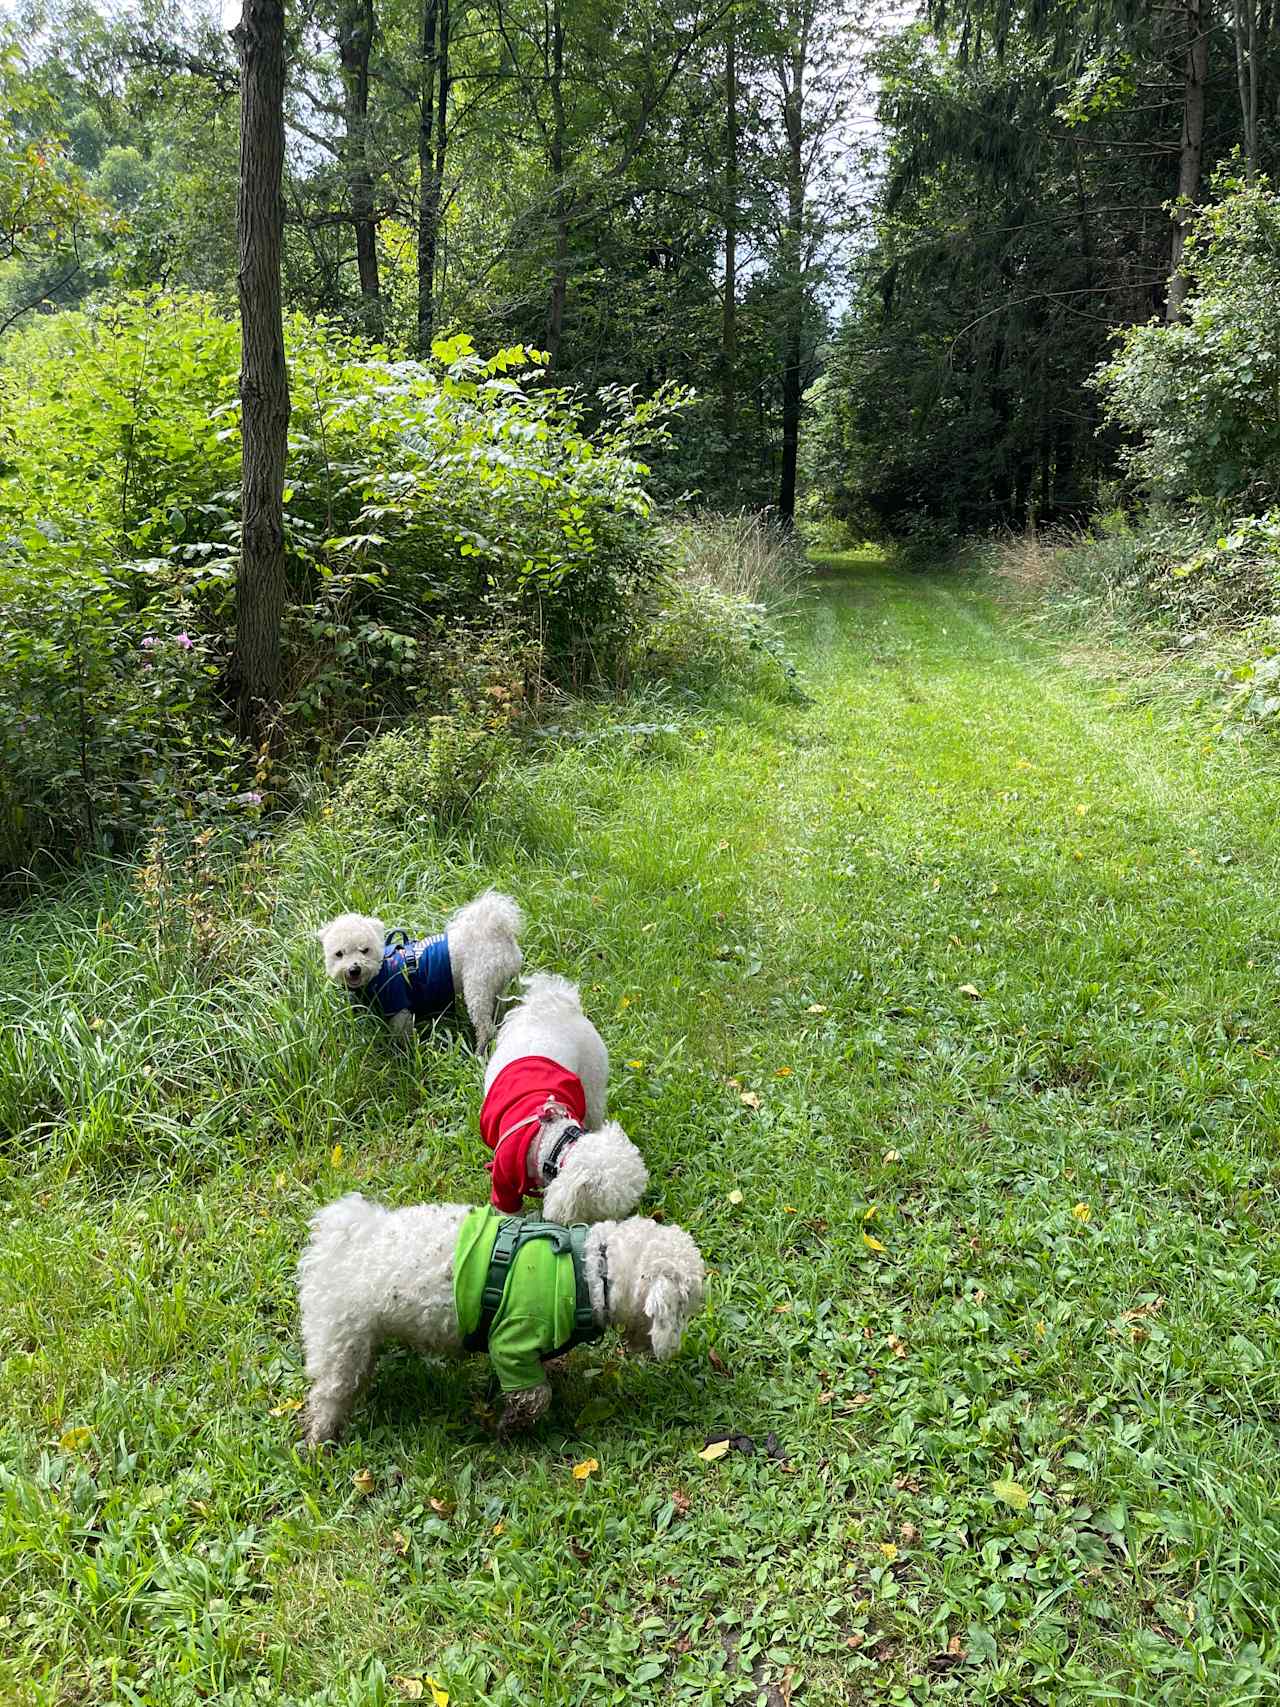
[{"x1": 462, "y1": 1216, "x2": 601, "y2": 1356}]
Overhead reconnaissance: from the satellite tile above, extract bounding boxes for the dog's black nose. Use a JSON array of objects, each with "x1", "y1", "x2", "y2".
[{"x1": 346, "y1": 967, "x2": 362, "y2": 985}]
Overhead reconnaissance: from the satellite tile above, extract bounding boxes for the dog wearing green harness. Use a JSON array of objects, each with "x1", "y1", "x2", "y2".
[{"x1": 297, "y1": 1195, "x2": 705, "y2": 1443}]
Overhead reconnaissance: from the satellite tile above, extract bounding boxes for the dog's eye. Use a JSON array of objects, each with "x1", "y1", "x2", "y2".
[{"x1": 335, "y1": 950, "x2": 344, "y2": 959}]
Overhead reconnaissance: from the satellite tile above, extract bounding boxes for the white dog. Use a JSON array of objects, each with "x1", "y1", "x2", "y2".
[
  {"x1": 478, "y1": 972, "x2": 648, "y2": 1223},
  {"x1": 297, "y1": 1194, "x2": 705, "y2": 1444},
  {"x1": 318, "y1": 889, "x2": 522, "y2": 1047}
]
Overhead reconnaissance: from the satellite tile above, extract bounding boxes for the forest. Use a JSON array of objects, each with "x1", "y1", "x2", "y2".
[{"x1": 8, "y1": 0, "x2": 1280, "y2": 864}]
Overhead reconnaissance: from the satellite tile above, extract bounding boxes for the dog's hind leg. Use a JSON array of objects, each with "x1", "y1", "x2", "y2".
[
  {"x1": 462, "y1": 947, "x2": 521, "y2": 1050},
  {"x1": 302, "y1": 1324, "x2": 378, "y2": 1447}
]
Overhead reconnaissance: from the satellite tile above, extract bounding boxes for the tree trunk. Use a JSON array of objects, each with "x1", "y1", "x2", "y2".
[
  {"x1": 777, "y1": 38, "x2": 805, "y2": 524},
  {"x1": 1166, "y1": 0, "x2": 1208, "y2": 321},
  {"x1": 232, "y1": 0, "x2": 291, "y2": 742},
  {"x1": 417, "y1": 0, "x2": 445, "y2": 354},
  {"x1": 338, "y1": 0, "x2": 382, "y2": 336},
  {"x1": 543, "y1": 0, "x2": 569, "y2": 365},
  {"x1": 721, "y1": 9, "x2": 738, "y2": 485},
  {"x1": 1231, "y1": 0, "x2": 1260, "y2": 178}
]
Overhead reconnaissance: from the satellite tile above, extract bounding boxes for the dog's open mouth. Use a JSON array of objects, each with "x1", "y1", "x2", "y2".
[{"x1": 345, "y1": 967, "x2": 365, "y2": 987}]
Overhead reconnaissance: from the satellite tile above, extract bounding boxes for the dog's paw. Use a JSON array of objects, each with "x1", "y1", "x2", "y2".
[{"x1": 495, "y1": 1382, "x2": 551, "y2": 1438}]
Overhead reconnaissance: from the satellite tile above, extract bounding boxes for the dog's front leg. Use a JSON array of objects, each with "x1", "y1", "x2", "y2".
[
  {"x1": 388, "y1": 1009, "x2": 414, "y2": 1042},
  {"x1": 495, "y1": 1381, "x2": 552, "y2": 1437}
]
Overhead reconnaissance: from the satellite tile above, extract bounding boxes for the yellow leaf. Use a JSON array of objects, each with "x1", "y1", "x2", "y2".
[
  {"x1": 993, "y1": 1478, "x2": 1030, "y2": 1511},
  {"x1": 492, "y1": 1519, "x2": 505, "y2": 1535},
  {"x1": 572, "y1": 1458, "x2": 599, "y2": 1480},
  {"x1": 806, "y1": 1003, "x2": 827, "y2": 1015},
  {"x1": 391, "y1": 1529, "x2": 411, "y2": 1556},
  {"x1": 627, "y1": 1060, "x2": 644, "y2": 1070},
  {"x1": 879, "y1": 1542, "x2": 898, "y2": 1561},
  {"x1": 863, "y1": 1233, "x2": 887, "y2": 1254},
  {"x1": 958, "y1": 983, "x2": 982, "y2": 999},
  {"x1": 1071, "y1": 1202, "x2": 1091, "y2": 1222},
  {"x1": 59, "y1": 1427, "x2": 91, "y2": 1451},
  {"x1": 775, "y1": 1065, "x2": 794, "y2": 1077},
  {"x1": 1034, "y1": 1319, "x2": 1047, "y2": 1338},
  {"x1": 618, "y1": 995, "x2": 632, "y2": 1010},
  {"x1": 393, "y1": 1678, "x2": 425, "y2": 1700},
  {"x1": 882, "y1": 1149, "x2": 902, "y2": 1163},
  {"x1": 269, "y1": 1397, "x2": 302, "y2": 1417},
  {"x1": 352, "y1": 1468, "x2": 375, "y2": 1495},
  {"x1": 1075, "y1": 802, "x2": 1090, "y2": 816},
  {"x1": 426, "y1": 1681, "x2": 450, "y2": 1707},
  {"x1": 862, "y1": 1203, "x2": 878, "y2": 1221},
  {"x1": 331, "y1": 1143, "x2": 343, "y2": 1167},
  {"x1": 727, "y1": 1189, "x2": 744, "y2": 1205},
  {"x1": 274, "y1": 1171, "x2": 287, "y2": 1189},
  {"x1": 739, "y1": 1090, "x2": 760, "y2": 1109},
  {"x1": 699, "y1": 1439, "x2": 731, "y2": 1462}
]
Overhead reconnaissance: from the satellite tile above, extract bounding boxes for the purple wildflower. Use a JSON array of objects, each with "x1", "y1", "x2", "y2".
[
  {"x1": 141, "y1": 636, "x2": 158, "y2": 650},
  {"x1": 175, "y1": 632, "x2": 194, "y2": 650}
]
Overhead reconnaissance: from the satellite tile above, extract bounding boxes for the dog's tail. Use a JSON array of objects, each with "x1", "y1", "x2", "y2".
[
  {"x1": 301, "y1": 1192, "x2": 382, "y2": 1262},
  {"x1": 447, "y1": 887, "x2": 524, "y2": 944},
  {"x1": 515, "y1": 970, "x2": 584, "y2": 1019}
]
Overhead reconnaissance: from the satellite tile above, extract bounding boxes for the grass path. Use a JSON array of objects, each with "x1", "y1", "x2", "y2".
[{"x1": 6, "y1": 551, "x2": 1280, "y2": 1705}]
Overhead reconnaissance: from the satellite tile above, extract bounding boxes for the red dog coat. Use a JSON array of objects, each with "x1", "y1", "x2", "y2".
[{"x1": 479, "y1": 1055, "x2": 589, "y2": 1212}]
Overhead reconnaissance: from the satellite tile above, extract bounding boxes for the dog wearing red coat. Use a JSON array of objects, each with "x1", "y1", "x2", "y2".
[{"x1": 478, "y1": 973, "x2": 648, "y2": 1223}]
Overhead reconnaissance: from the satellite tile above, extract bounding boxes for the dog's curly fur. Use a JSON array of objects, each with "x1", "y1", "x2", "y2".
[
  {"x1": 318, "y1": 888, "x2": 523, "y2": 1047},
  {"x1": 297, "y1": 1193, "x2": 705, "y2": 1445},
  {"x1": 485, "y1": 971, "x2": 649, "y2": 1222}
]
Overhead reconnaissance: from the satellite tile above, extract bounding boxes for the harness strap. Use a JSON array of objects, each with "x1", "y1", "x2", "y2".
[
  {"x1": 542, "y1": 1124, "x2": 585, "y2": 1183},
  {"x1": 463, "y1": 1216, "x2": 601, "y2": 1354}
]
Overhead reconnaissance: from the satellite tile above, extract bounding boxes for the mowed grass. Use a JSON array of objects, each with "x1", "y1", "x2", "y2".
[{"x1": 5, "y1": 550, "x2": 1280, "y2": 1705}]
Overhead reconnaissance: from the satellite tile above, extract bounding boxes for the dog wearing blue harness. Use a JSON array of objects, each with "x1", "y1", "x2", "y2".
[{"x1": 318, "y1": 889, "x2": 523, "y2": 1046}]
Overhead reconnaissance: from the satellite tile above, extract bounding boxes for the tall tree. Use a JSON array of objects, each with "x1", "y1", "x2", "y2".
[
  {"x1": 337, "y1": 0, "x2": 383, "y2": 333},
  {"x1": 232, "y1": 0, "x2": 291, "y2": 739}
]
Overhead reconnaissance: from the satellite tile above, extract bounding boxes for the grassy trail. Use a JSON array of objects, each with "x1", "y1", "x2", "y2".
[{"x1": 6, "y1": 552, "x2": 1280, "y2": 1705}]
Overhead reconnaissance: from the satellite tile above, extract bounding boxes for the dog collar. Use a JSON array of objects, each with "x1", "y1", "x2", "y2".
[{"x1": 541, "y1": 1123, "x2": 585, "y2": 1183}]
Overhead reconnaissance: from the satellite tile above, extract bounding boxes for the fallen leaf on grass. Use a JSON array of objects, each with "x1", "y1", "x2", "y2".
[
  {"x1": 882, "y1": 1149, "x2": 902, "y2": 1163},
  {"x1": 727, "y1": 1188, "x2": 744, "y2": 1205},
  {"x1": 59, "y1": 1427, "x2": 91, "y2": 1451},
  {"x1": 863, "y1": 1233, "x2": 887, "y2": 1254},
  {"x1": 698, "y1": 1439, "x2": 732, "y2": 1462},
  {"x1": 568, "y1": 1538, "x2": 592, "y2": 1563},
  {"x1": 958, "y1": 983, "x2": 982, "y2": 1000},
  {"x1": 886, "y1": 1334, "x2": 907, "y2": 1358},
  {"x1": 391, "y1": 1530, "x2": 411, "y2": 1557},
  {"x1": 862, "y1": 1203, "x2": 878, "y2": 1221},
  {"x1": 492, "y1": 1520, "x2": 506, "y2": 1535},
  {"x1": 571, "y1": 1458, "x2": 599, "y2": 1480},
  {"x1": 774, "y1": 1301, "x2": 792, "y2": 1314},
  {"x1": 429, "y1": 1497, "x2": 454, "y2": 1517},
  {"x1": 626, "y1": 1059, "x2": 644, "y2": 1070},
  {"x1": 672, "y1": 1488, "x2": 691, "y2": 1515},
  {"x1": 708, "y1": 1347, "x2": 729, "y2": 1375},
  {"x1": 393, "y1": 1680, "x2": 425, "y2": 1700},
  {"x1": 1071, "y1": 1202, "x2": 1091, "y2": 1222},
  {"x1": 352, "y1": 1468, "x2": 375, "y2": 1496},
  {"x1": 775, "y1": 1065, "x2": 794, "y2": 1077},
  {"x1": 900, "y1": 1521, "x2": 918, "y2": 1543},
  {"x1": 268, "y1": 1398, "x2": 302, "y2": 1417},
  {"x1": 425, "y1": 1681, "x2": 449, "y2": 1707},
  {"x1": 806, "y1": 1003, "x2": 827, "y2": 1015},
  {"x1": 993, "y1": 1477, "x2": 1030, "y2": 1511},
  {"x1": 739, "y1": 1091, "x2": 760, "y2": 1110}
]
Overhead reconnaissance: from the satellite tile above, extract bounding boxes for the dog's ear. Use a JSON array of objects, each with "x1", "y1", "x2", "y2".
[
  {"x1": 643, "y1": 1273, "x2": 688, "y2": 1361},
  {"x1": 315, "y1": 921, "x2": 334, "y2": 943}
]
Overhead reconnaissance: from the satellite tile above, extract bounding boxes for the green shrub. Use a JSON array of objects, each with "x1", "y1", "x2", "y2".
[
  {"x1": 0, "y1": 294, "x2": 687, "y2": 868},
  {"x1": 331, "y1": 713, "x2": 510, "y2": 833},
  {"x1": 1094, "y1": 176, "x2": 1280, "y2": 507}
]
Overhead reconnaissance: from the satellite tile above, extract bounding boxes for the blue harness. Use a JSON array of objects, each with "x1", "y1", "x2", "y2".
[{"x1": 355, "y1": 929, "x2": 455, "y2": 1022}]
